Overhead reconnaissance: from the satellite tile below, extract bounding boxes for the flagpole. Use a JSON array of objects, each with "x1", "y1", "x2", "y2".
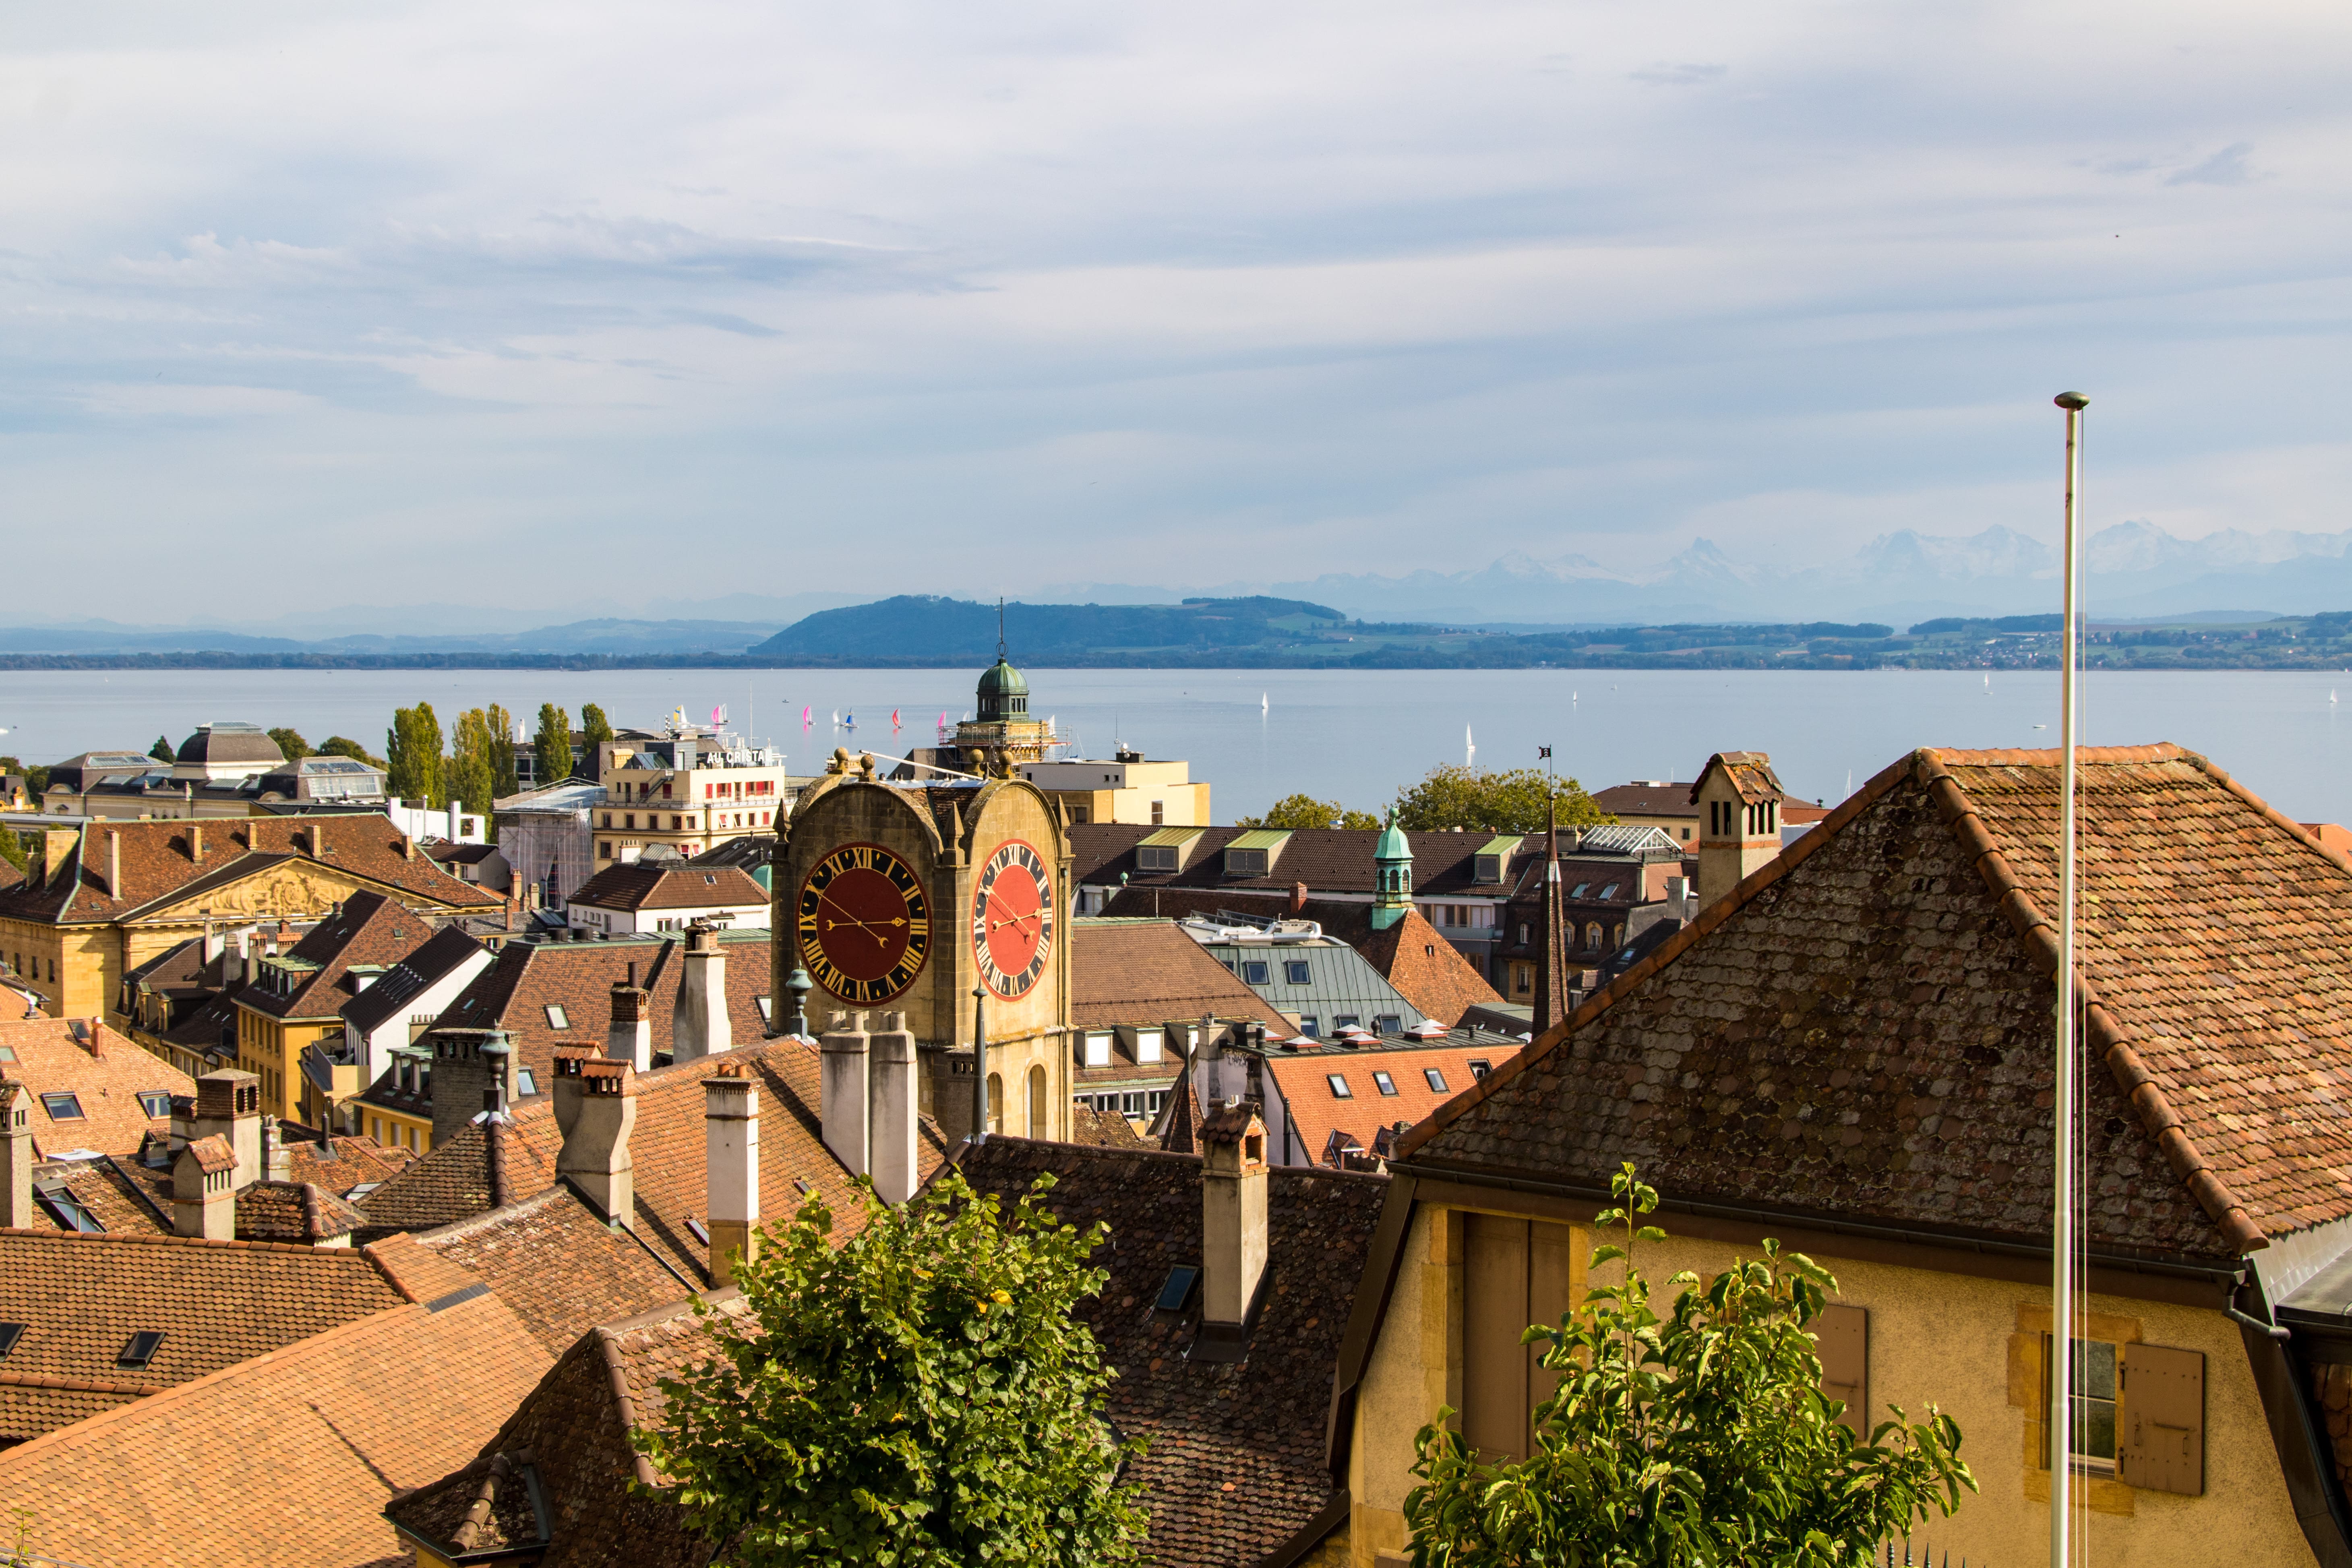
[{"x1": 2052, "y1": 389, "x2": 2088, "y2": 1568}]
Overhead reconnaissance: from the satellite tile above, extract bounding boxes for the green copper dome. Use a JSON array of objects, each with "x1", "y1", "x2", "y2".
[
  {"x1": 1370, "y1": 809, "x2": 1413, "y2": 929},
  {"x1": 1375, "y1": 809, "x2": 1411, "y2": 864},
  {"x1": 976, "y1": 656, "x2": 1029, "y2": 721}
]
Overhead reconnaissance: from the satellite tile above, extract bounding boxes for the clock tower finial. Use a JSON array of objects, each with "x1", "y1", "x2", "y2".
[{"x1": 997, "y1": 596, "x2": 1006, "y2": 661}]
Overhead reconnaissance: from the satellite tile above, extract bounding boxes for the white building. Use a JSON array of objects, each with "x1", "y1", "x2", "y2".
[{"x1": 564, "y1": 863, "x2": 772, "y2": 936}]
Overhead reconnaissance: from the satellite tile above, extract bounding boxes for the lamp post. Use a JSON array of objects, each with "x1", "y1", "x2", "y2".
[
  {"x1": 2051, "y1": 389, "x2": 2089, "y2": 1568},
  {"x1": 970, "y1": 984, "x2": 989, "y2": 1146}
]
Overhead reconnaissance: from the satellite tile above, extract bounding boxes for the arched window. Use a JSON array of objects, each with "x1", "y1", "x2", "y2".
[
  {"x1": 1027, "y1": 1064, "x2": 1048, "y2": 1138},
  {"x1": 1585, "y1": 922, "x2": 1603, "y2": 950},
  {"x1": 986, "y1": 1072, "x2": 1003, "y2": 1136}
]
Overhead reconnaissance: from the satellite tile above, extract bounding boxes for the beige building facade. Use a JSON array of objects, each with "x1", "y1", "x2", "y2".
[{"x1": 1016, "y1": 753, "x2": 1209, "y2": 826}]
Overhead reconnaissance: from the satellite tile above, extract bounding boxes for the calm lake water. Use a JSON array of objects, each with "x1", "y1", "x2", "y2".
[{"x1": 5, "y1": 666, "x2": 2351, "y2": 826}]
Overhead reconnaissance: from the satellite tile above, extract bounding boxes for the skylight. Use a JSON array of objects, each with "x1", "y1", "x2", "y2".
[
  {"x1": 544, "y1": 1004, "x2": 569, "y2": 1030},
  {"x1": 118, "y1": 1331, "x2": 165, "y2": 1369},
  {"x1": 35, "y1": 1182, "x2": 103, "y2": 1234},
  {"x1": 1423, "y1": 1068, "x2": 1450, "y2": 1093},
  {"x1": 1154, "y1": 1265, "x2": 1200, "y2": 1313},
  {"x1": 1372, "y1": 1072, "x2": 1398, "y2": 1096},
  {"x1": 0, "y1": 1323, "x2": 22, "y2": 1358},
  {"x1": 1327, "y1": 1074, "x2": 1353, "y2": 1098},
  {"x1": 685, "y1": 1216, "x2": 711, "y2": 1245},
  {"x1": 137, "y1": 1091, "x2": 172, "y2": 1118},
  {"x1": 39, "y1": 1092, "x2": 84, "y2": 1121}
]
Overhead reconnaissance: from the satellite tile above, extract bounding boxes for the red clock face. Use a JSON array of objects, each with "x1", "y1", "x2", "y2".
[
  {"x1": 796, "y1": 843, "x2": 931, "y2": 1004},
  {"x1": 972, "y1": 838, "x2": 1054, "y2": 999}
]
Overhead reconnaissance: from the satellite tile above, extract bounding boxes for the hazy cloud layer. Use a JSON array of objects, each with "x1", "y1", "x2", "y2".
[{"x1": 2, "y1": 0, "x2": 2346, "y2": 619}]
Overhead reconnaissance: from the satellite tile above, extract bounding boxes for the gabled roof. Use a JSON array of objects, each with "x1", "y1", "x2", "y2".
[
  {"x1": 1068, "y1": 918, "x2": 1291, "y2": 1032},
  {"x1": 570, "y1": 862, "x2": 768, "y2": 912},
  {"x1": 0, "y1": 1280, "x2": 548, "y2": 1568},
  {"x1": 0, "y1": 1016, "x2": 192, "y2": 1157},
  {"x1": 1268, "y1": 1042, "x2": 1508, "y2": 1170},
  {"x1": 1589, "y1": 780, "x2": 1699, "y2": 818},
  {"x1": 1403, "y1": 743, "x2": 2352, "y2": 1264},
  {"x1": 1689, "y1": 750, "x2": 1786, "y2": 805},
  {"x1": 956, "y1": 1138, "x2": 1387, "y2": 1567},
  {"x1": 239, "y1": 891, "x2": 445, "y2": 1020},
  {"x1": 1070, "y1": 822, "x2": 1569, "y2": 899},
  {"x1": 0, "y1": 812, "x2": 500, "y2": 926},
  {"x1": 284, "y1": 1132, "x2": 419, "y2": 1198},
  {"x1": 341, "y1": 924, "x2": 490, "y2": 1036},
  {"x1": 0, "y1": 1226, "x2": 404, "y2": 1442},
  {"x1": 1353, "y1": 905, "x2": 1505, "y2": 1026}
]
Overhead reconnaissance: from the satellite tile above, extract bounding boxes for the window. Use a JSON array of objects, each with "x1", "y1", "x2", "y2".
[
  {"x1": 1585, "y1": 923, "x2": 1604, "y2": 950},
  {"x1": 0, "y1": 1323, "x2": 22, "y2": 1358},
  {"x1": 1083, "y1": 1032, "x2": 1113, "y2": 1067},
  {"x1": 1242, "y1": 960, "x2": 1270, "y2": 985},
  {"x1": 544, "y1": 1004, "x2": 570, "y2": 1030},
  {"x1": 1151, "y1": 801, "x2": 1165, "y2": 826},
  {"x1": 1155, "y1": 1265, "x2": 1201, "y2": 1313},
  {"x1": 39, "y1": 1092, "x2": 83, "y2": 1121},
  {"x1": 1284, "y1": 960, "x2": 1311, "y2": 985},
  {"x1": 756, "y1": 996, "x2": 774, "y2": 1023},
  {"x1": 1372, "y1": 1071, "x2": 1398, "y2": 1096},
  {"x1": 602, "y1": 813, "x2": 612, "y2": 828},
  {"x1": 516, "y1": 1069, "x2": 538, "y2": 1097},
  {"x1": 1137, "y1": 845, "x2": 1177, "y2": 871},
  {"x1": 1119, "y1": 1090, "x2": 1143, "y2": 1117},
  {"x1": 1148, "y1": 1089, "x2": 1168, "y2": 1115},
  {"x1": 1227, "y1": 848, "x2": 1269, "y2": 876},
  {"x1": 1375, "y1": 1015, "x2": 1401, "y2": 1035},
  {"x1": 1326, "y1": 1074, "x2": 1353, "y2": 1098},
  {"x1": 118, "y1": 1331, "x2": 165, "y2": 1369},
  {"x1": 1423, "y1": 1067, "x2": 1450, "y2": 1092},
  {"x1": 1136, "y1": 1028, "x2": 1163, "y2": 1064},
  {"x1": 1468, "y1": 1058, "x2": 1492, "y2": 1079},
  {"x1": 685, "y1": 1216, "x2": 711, "y2": 1245},
  {"x1": 1300, "y1": 1017, "x2": 1319, "y2": 1036},
  {"x1": 599, "y1": 842, "x2": 612, "y2": 859},
  {"x1": 2057, "y1": 1336, "x2": 2118, "y2": 1473},
  {"x1": 1512, "y1": 963, "x2": 1533, "y2": 996},
  {"x1": 137, "y1": 1091, "x2": 172, "y2": 1118},
  {"x1": 1570, "y1": 883, "x2": 1591, "y2": 898},
  {"x1": 1516, "y1": 923, "x2": 1529, "y2": 945},
  {"x1": 1334, "y1": 1014, "x2": 1359, "y2": 1030},
  {"x1": 35, "y1": 1183, "x2": 103, "y2": 1233},
  {"x1": 1597, "y1": 883, "x2": 1619, "y2": 901},
  {"x1": 0, "y1": 1045, "x2": 10, "y2": 1064}
]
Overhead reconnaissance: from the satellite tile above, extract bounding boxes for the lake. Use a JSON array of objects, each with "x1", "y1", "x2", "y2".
[{"x1": 4, "y1": 666, "x2": 2351, "y2": 826}]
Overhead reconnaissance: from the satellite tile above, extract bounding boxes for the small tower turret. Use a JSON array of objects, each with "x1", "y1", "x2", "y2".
[{"x1": 1370, "y1": 809, "x2": 1414, "y2": 931}]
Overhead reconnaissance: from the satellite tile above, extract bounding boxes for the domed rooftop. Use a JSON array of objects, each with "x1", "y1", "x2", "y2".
[
  {"x1": 1375, "y1": 808, "x2": 1411, "y2": 863},
  {"x1": 176, "y1": 722, "x2": 284, "y2": 768},
  {"x1": 976, "y1": 657, "x2": 1028, "y2": 721}
]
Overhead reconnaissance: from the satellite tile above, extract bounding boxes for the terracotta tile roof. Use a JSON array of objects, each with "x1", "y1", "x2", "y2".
[
  {"x1": 49, "y1": 1157, "x2": 368, "y2": 1245},
  {"x1": 0, "y1": 812, "x2": 500, "y2": 927},
  {"x1": 1268, "y1": 1042, "x2": 1510, "y2": 1169},
  {"x1": 569, "y1": 863, "x2": 769, "y2": 912},
  {"x1": 956, "y1": 1138, "x2": 1388, "y2": 1567},
  {"x1": 1403, "y1": 743, "x2": 2352, "y2": 1264},
  {"x1": 240, "y1": 890, "x2": 448, "y2": 1020},
  {"x1": 1072, "y1": 1103, "x2": 1147, "y2": 1147},
  {"x1": 285, "y1": 1132, "x2": 418, "y2": 1198},
  {"x1": 0, "y1": 1016, "x2": 194, "y2": 1157},
  {"x1": 0, "y1": 1286, "x2": 550, "y2": 1568},
  {"x1": 341, "y1": 924, "x2": 491, "y2": 1036},
  {"x1": 1689, "y1": 750, "x2": 1787, "y2": 806},
  {"x1": 1068, "y1": 919, "x2": 1292, "y2": 1032},
  {"x1": 231, "y1": 1179, "x2": 370, "y2": 1244},
  {"x1": 45, "y1": 1156, "x2": 177, "y2": 1236},
  {"x1": 356, "y1": 1037, "x2": 952, "y2": 1284},
  {"x1": 1590, "y1": 781, "x2": 1698, "y2": 818},
  {"x1": 1070, "y1": 823, "x2": 1549, "y2": 899},
  {"x1": 0, "y1": 1226, "x2": 404, "y2": 1442},
  {"x1": 1353, "y1": 905, "x2": 1504, "y2": 1026},
  {"x1": 398, "y1": 1183, "x2": 694, "y2": 1355}
]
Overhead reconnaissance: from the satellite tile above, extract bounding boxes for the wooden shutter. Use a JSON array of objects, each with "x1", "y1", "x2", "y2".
[
  {"x1": 2119, "y1": 1342, "x2": 2204, "y2": 1495},
  {"x1": 1816, "y1": 1304, "x2": 1868, "y2": 1438},
  {"x1": 1461, "y1": 1215, "x2": 1583, "y2": 1461},
  {"x1": 1527, "y1": 1220, "x2": 1577, "y2": 1419}
]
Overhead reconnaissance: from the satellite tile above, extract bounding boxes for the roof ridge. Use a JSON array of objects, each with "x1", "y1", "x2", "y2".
[
  {"x1": 1919, "y1": 742, "x2": 2188, "y2": 767},
  {"x1": 593, "y1": 1322, "x2": 665, "y2": 1489},
  {"x1": 0, "y1": 1369, "x2": 161, "y2": 1398},
  {"x1": 1912, "y1": 747, "x2": 2268, "y2": 1254},
  {"x1": 0, "y1": 1223, "x2": 380, "y2": 1261}
]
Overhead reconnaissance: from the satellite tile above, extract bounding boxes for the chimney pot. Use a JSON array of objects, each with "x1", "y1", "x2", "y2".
[
  {"x1": 558, "y1": 1060, "x2": 637, "y2": 1228},
  {"x1": 703, "y1": 1062, "x2": 760, "y2": 1287},
  {"x1": 1199, "y1": 1102, "x2": 1270, "y2": 1328},
  {"x1": 819, "y1": 1012, "x2": 871, "y2": 1178},
  {"x1": 674, "y1": 921, "x2": 730, "y2": 1062},
  {"x1": 869, "y1": 1011, "x2": 918, "y2": 1204},
  {"x1": 607, "y1": 976, "x2": 652, "y2": 1072},
  {"x1": 0, "y1": 1081, "x2": 33, "y2": 1229}
]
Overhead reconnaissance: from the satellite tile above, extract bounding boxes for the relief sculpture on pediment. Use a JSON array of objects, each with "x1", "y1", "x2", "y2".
[{"x1": 140, "y1": 863, "x2": 368, "y2": 925}]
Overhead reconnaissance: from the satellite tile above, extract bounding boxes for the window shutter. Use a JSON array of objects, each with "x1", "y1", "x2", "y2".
[
  {"x1": 1462, "y1": 1214, "x2": 1531, "y2": 1462},
  {"x1": 2119, "y1": 1342, "x2": 2203, "y2": 1495},
  {"x1": 1816, "y1": 1304, "x2": 1868, "y2": 1438}
]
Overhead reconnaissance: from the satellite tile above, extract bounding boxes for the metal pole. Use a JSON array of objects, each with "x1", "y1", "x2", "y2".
[
  {"x1": 970, "y1": 983, "x2": 989, "y2": 1145},
  {"x1": 2052, "y1": 389, "x2": 2089, "y2": 1568}
]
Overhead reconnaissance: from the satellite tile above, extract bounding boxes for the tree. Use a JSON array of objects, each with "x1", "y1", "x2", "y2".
[
  {"x1": 149, "y1": 734, "x2": 174, "y2": 763},
  {"x1": 638, "y1": 1171, "x2": 1149, "y2": 1567},
  {"x1": 268, "y1": 727, "x2": 312, "y2": 761},
  {"x1": 448, "y1": 709, "x2": 499, "y2": 820},
  {"x1": 485, "y1": 703, "x2": 519, "y2": 800},
  {"x1": 533, "y1": 703, "x2": 573, "y2": 786},
  {"x1": 1237, "y1": 792, "x2": 1382, "y2": 831},
  {"x1": 385, "y1": 704, "x2": 445, "y2": 808},
  {"x1": 317, "y1": 736, "x2": 386, "y2": 769},
  {"x1": 1391, "y1": 765, "x2": 1609, "y2": 834},
  {"x1": 1405, "y1": 1165, "x2": 1973, "y2": 1566},
  {"x1": 579, "y1": 703, "x2": 614, "y2": 757}
]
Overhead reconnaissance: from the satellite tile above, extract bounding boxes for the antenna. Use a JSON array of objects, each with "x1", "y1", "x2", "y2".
[
  {"x1": 2051, "y1": 388, "x2": 2089, "y2": 1568},
  {"x1": 997, "y1": 597, "x2": 1007, "y2": 661}
]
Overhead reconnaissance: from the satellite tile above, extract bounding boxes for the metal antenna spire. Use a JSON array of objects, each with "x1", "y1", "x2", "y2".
[
  {"x1": 997, "y1": 597, "x2": 1007, "y2": 661},
  {"x1": 2052, "y1": 388, "x2": 2089, "y2": 1568}
]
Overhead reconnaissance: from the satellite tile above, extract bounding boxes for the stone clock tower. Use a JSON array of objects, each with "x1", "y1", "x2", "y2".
[{"x1": 769, "y1": 749, "x2": 1076, "y2": 1145}]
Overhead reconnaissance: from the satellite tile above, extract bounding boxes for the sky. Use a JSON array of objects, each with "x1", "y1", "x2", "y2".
[{"x1": 5, "y1": 1, "x2": 2350, "y2": 622}]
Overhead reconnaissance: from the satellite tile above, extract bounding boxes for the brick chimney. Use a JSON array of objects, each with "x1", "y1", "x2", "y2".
[
  {"x1": 703, "y1": 1061, "x2": 759, "y2": 1287},
  {"x1": 607, "y1": 966, "x2": 651, "y2": 1072},
  {"x1": 430, "y1": 1030, "x2": 520, "y2": 1148},
  {"x1": 869, "y1": 1010, "x2": 918, "y2": 1205},
  {"x1": 189, "y1": 1070, "x2": 262, "y2": 1190},
  {"x1": 0, "y1": 1080, "x2": 32, "y2": 1229},
  {"x1": 559, "y1": 1059, "x2": 636, "y2": 1228},
  {"x1": 674, "y1": 922, "x2": 730, "y2": 1061},
  {"x1": 1198, "y1": 1100, "x2": 1270, "y2": 1333},
  {"x1": 1289, "y1": 881, "x2": 1308, "y2": 917},
  {"x1": 173, "y1": 1134, "x2": 238, "y2": 1239},
  {"x1": 819, "y1": 1012, "x2": 869, "y2": 1178}
]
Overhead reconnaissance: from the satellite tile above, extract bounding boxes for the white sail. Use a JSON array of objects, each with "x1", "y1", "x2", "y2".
[{"x1": 1465, "y1": 725, "x2": 1475, "y2": 767}]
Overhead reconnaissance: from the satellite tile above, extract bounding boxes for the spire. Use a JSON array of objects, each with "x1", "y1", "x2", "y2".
[
  {"x1": 1371, "y1": 808, "x2": 1414, "y2": 931},
  {"x1": 997, "y1": 596, "x2": 1007, "y2": 661},
  {"x1": 1537, "y1": 791, "x2": 1570, "y2": 1034}
]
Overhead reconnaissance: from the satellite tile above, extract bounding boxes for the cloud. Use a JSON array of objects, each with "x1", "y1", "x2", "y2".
[
  {"x1": 1630, "y1": 62, "x2": 1726, "y2": 87},
  {"x1": 2165, "y1": 142, "x2": 2258, "y2": 186}
]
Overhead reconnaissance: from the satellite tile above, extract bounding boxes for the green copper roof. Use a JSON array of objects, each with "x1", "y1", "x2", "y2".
[
  {"x1": 1139, "y1": 826, "x2": 1205, "y2": 847},
  {"x1": 1375, "y1": 812, "x2": 1411, "y2": 862},
  {"x1": 976, "y1": 658, "x2": 1028, "y2": 698},
  {"x1": 1228, "y1": 829, "x2": 1293, "y2": 852}
]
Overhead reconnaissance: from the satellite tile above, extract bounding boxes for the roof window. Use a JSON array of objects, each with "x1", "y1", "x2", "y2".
[
  {"x1": 1284, "y1": 960, "x2": 1311, "y2": 985},
  {"x1": 1372, "y1": 1071, "x2": 1398, "y2": 1096},
  {"x1": 1326, "y1": 1074, "x2": 1353, "y2": 1098},
  {"x1": 1374, "y1": 1015, "x2": 1401, "y2": 1034},
  {"x1": 0, "y1": 1046, "x2": 13, "y2": 1063},
  {"x1": 1155, "y1": 1264, "x2": 1200, "y2": 1314},
  {"x1": 1598, "y1": 883, "x2": 1620, "y2": 900},
  {"x1": 1468, "y1": 1059, "x2": 1492, "y2": 1079},
  {"x1": 755, "y1": 996, "x2": 774, "y2": 1023},
  {"x1": 39, "y1": 1092, "x2": 83, "y2": 1121},
  {"x1": 34, "y1": 1181, "x2": 103, "y2": 1233},
  {"x1": 137, "y1": 1091, "x2": 172, "y2": 1118},
  {"x1": 1241, "y1": 960, "x2": 1270, "y2": 986},
  {"x1": 685, "y1": 1217, "x2": 712, "y2": 1245},
  {"x1": 118, "y1": 1331, "x2": 165, "y2": 1369},
  {"x1": 1571, "y1": 883, "x2": 1591, "y2": 898},
  {"x1": 516, "y1": 1069, "x2": 539, "y2": 1098},
  {"x1": 544, "y1": 1004, "x2": 570, "y2": 1030},
  {"x1": 0, "y1": 1323, "x2": 22, "y2": 1358},
  {"x1": 1423, "y1": 1068, "x2": 1450, "y2": 1093}
]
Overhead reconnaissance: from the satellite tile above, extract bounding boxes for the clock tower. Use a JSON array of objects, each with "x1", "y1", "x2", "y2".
[{"x1": 770, "y1": 747, "x2": 1076, "y2": 1144}]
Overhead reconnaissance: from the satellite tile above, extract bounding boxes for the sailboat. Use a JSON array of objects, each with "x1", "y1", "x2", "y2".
[
  {"x1": 844, "y1": 711, "x2": 857, "y2": 730},
  {"x1": 1465, "y1": 725, "x2": 1475, "y2": 768},
  {"x1": 801, "y1": 706, "x2": 811, "y2": 728},
  {"x1": 1260, "y1": 692, "x2": 1268, "y2": 714},
  {"x1": 2333, "y1": 691, "x2": 2340, "y2": 706},
  {"x1": 1983, "y1": 673, "x2": 1991, "y2": 694},
  {"x1": 891, "y1": 709, "x2": 901, "y2": 730}
]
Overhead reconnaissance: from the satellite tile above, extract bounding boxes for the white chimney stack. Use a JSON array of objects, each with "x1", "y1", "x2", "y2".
[
  {"x1": 0, "y1": 1081, "x2": 33, "y2": 1229},
  {"x1": 559, "y1": 1060, "x2": 637, "y2": 1228},
  {"x1": 607, "y1": 968, "x2": 652, "y2": 1072},
  {"x1": 173, "y1": 1134, "x2": 238, "y2": 1239},
  {"x1": 703, "y1": 1062, "x2": 760, "y2": 1287},
  {"x1": 674, "y1": 923, "x2": 731, "y2": 1061},
  {"x1": 189, "y1": 1070, "x2": 262, "y2": 1191},
  {"x1": 869, "y1": 1012, "x2": 918, "y2": 1204},
  {"x1": 819, "y1": 1012, "x2": 870, "y2": 1178},
  {"x1": 1199, "y1": 1101, "x2": 1270, "y2": 1329}
]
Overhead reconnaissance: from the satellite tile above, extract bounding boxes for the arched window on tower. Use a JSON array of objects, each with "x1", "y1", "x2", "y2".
[
  {"x1": 1027, "y1": 1064, "x2": 1047, "y2": 1138},
  {"x1": 986, "y1": 1073, "x2": 1003, "y2": 1136}
]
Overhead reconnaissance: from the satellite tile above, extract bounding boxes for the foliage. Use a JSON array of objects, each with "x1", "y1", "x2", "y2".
[
  {"x1": 317, "y1": 735, "x2": 386, "y2": 769},
  {"x1": 638, "y1": 1170, "x2": 1149, "y2": 1568},
  {"x1": 1391, "y1": 764, "x2": 1609, "y2": 835},
  {"x1": 1405, "y1": 1165, "x2": 1973, "y2": 1567},
  {"x1": 448, "y1": 709, "x2": 499, "y2": 820},
  {"x1": 269, "y1": 727, "x2": 312, "y2": 761},
  {"x1": 149, "y1": 734, "x2": 174, "y2": 762},
  {"x1": 0, "y1": 827, "x2": 23, "y2": 874},
  {"x1": 0, "y1": 757, "x2": 47, "y2": 797},
  {"x1": 1237, "y1": 792, "x2": 1382, "y2": 832},
  {"x1": 385, "y1": 703, "x2": 445, "y2": 808},
  {"x1": 487, "y1": 703, "x2": 519, "y2": 799},
  {"x1": 579, "y1": 702, "x2": 615, "y2": 755},
  {"x1": 534, "y1": 702, "x2": 573, "y2": 785}
]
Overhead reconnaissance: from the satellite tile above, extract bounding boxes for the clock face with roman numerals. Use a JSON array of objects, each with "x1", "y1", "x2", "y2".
[
  {"x1": 796, "y1": 842, "x2": 931, "y2": 1004},
  {"x1": 973, "y1": 838, "x2": 1054, "y2": 999}
]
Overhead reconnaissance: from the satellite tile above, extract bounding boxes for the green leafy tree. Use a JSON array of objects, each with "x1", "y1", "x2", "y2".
[
  {"x1": 485, "y1": 703, "x2": 519, "y2": 800},
  {"x1": 317, "y1": 736, "x2": 387, "y2": 769},
  {"x1": 1391, "y1": 764, "x2": 1610, "y2": 834},
  {"x1": 149, "y1": 734, "x2": 174, "y2": 763},
  {"x1": 1237, "y1": 792, "x2": 1382, "y2": 831},
  {"x1": 268, "y1": 727, "x2": 312, "y2": 761},
  {"x1": 449, "y1": 709, "x2": 499, "y2": 819},
  {"x1": 579, "y1": 702, "x2": 615, "y2": 757},
  {"x1": 533, "y1": 703, "x2": 574, "y2": 786},
  {"x1": 385, "y1": 703, "x2": 445, "y2": 808},
  {"x1": 1405, "y1": 1165, "x2": 1973, "y2": 1567},
  {"x1": 638, "y1": 1171, "x2": 1149, "y2": 1567}
]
